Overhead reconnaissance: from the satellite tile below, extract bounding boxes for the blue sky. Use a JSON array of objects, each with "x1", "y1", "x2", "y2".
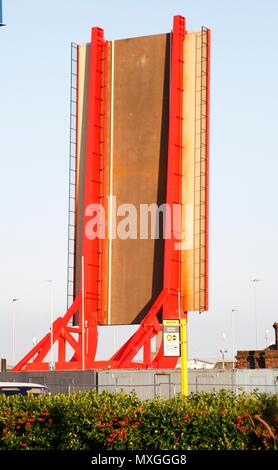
[{"x1": 0, "y1": 0, "x2": 278, "y2": 365}]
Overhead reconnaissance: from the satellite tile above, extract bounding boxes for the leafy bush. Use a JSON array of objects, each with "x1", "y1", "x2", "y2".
[{"x1": 0, "y1": 390, "x2": 277, "y2": 450}]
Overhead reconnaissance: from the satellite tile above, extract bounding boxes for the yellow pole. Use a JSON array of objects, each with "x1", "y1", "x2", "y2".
[{"x1": 180, "y1": 316, "x2": 189, "y2": 396}]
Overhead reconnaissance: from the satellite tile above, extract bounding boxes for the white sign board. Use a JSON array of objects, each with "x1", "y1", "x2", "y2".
[{"x1": 163, "y1": 320, "x2": 180, "y2": 357}]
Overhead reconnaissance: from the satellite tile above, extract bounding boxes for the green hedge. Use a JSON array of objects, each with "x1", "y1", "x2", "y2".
[{"x1": 0, "y1": 390, "x2": 277, "y2": 450}]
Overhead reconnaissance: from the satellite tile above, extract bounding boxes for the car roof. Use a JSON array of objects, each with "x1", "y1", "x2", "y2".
[{"x1": 0, "y1": 382, "x2": 48, "y2": 388}]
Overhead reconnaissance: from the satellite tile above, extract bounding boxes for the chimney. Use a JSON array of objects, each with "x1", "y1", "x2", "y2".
[
  {"x1": 0, "y1": 358, "x2": 6, "y2": 372},
  {"x1": 273, "y1": 323, "x2": 278, "y2": 350}
]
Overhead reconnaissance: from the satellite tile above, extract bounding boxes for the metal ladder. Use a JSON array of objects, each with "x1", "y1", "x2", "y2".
[{"x1": 67, "y1": 43, "x2": 78, "y2": 309}]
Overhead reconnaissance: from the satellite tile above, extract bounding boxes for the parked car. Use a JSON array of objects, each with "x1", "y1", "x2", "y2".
[{"x1": 0, "y1": 382, "x2": 49, "y2": 396}]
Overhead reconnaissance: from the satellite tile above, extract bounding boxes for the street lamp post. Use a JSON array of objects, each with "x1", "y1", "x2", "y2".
[
  {"x1": 251, "y1": 279, "x2": 260, "y2": 350},
  {"x1": 81, "y1": 256, "x2": 85, "y2": 371},
  {"x1": 231, "y1": 309, "x2": 237, "y2": 370},
  {"x1": 265, "y1": 329, "x2": 269, "y2": 349},
  {"x1": 220, "y1": 332, "x2": 227, "y2": 370},
  {"x1": 46, "y1": 280, "x2": 54, "y2": 370},
  {"x1": 11, "y1": 298, "x2": 20, "y2": 367},
  {"x1": 220, "y1": 348, "x2": 227, "y2": 370}
]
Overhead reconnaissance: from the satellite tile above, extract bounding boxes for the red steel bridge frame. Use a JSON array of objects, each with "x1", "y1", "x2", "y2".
[{"x1": 13, "y1": 16, "x2": 210, "y2": 372}]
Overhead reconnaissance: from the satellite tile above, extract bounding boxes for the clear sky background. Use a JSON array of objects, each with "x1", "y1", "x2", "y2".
[{"x1": 0, "y1": 0, "x2": 278, "y2": 366}]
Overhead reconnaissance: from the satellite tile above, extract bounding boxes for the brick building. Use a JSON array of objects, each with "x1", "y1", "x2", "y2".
[{"x1": 236, "y1": 322, "x2": 278, "y2": 369}]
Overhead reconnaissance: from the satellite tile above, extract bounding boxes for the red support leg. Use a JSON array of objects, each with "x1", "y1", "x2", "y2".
[
  {"x1": 58, "y1": 337, "x2": 66, "y2": 364},
  {"x1": 143, "y1": 339, "x2": 151, "y2": 364}
]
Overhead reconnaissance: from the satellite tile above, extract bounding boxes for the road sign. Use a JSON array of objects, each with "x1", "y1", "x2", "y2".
[{"x1": 163, "y1": 319, "x2": 180, "y2": 357}]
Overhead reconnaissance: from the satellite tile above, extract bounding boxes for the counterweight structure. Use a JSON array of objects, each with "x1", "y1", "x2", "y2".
[{"x1": 13, "y1": 15, "x2": 210, "y2": 371}]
